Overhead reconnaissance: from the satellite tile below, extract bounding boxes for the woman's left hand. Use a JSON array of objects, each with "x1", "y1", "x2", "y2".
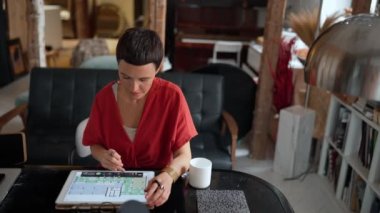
[{"x1": 144, "y1": 172, "x2": 173, "y2": 208}]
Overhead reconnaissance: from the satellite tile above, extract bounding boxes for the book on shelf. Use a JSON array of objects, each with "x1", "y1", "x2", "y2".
[
  {"x1": 352, "y1": 98, "x2": 380, "y2": 122},
  {"x1": 319, "y1": 95, "x2": 380, "y2": 213},
  {"x1": 353, "y1": 173, "x2": 365, "y2": 212},
  {"x1": 333, "y1": 106, "x2": 351, "y2": 150},
  {"x1": 358, "y1": 122, "x2": 378, "y2": 169},
  {"x1": 373, "y1": 108, "x2": 380, "y2": 125},
  {"x1": 342, "y1": 166, "x2": 353, "y2": 205},
  {"x1": 368, "y1": 95, "x2": 380, "y2": 124},
  {"x1": 326, "y1": 146, "x2": 342, "y2": 190},
  {"x1": 341, "y1": 167, "x2": 366, "y2": 212},
  {"x1": 370, "y1": 197, "x2": 380, "y2": 213}
]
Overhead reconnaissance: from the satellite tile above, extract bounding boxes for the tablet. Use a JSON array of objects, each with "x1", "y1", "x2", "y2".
[
  {"x1": 0, "y1": 168, "x2": 21, "y2": 203},
  {"x1": 55, "y1": 170, "x2": 155, "y2": 209}
]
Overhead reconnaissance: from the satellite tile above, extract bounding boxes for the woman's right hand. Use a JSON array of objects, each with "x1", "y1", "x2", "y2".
[
  {"x1": 90, "y1": 145, "x2": 125, "y2": 171},
  {"x1": 100, "y1": 149, "x2": 125, "y2": 171}
]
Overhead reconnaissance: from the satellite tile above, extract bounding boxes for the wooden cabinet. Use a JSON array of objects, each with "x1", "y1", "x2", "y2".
[
  {"x1": 172, "y1": 0, "x2": 266, "y2": 71},
  {"x1": 173, "y1": 40, "x2": 213, "y2": 71},
  {"x1": 318, "y1": 95, "x2": 380, "y2": 212}
]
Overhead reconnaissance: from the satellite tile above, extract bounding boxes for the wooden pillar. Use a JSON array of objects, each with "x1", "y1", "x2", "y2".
[
  {"x1": 148, "y1": 0, "x2": 166, "y2": 49},
  {"x1": 6, "y1": 0, "x2": 28, "y2": 50},
  {"x1": 352, "y1": 0, "x2": 371, "y2": 14},
  {"x1": 74, "y1": 0, "x2": 91, "y2": 38},
  {"x1": 0, "y1": 0, "x2": 13, "y2": 86},
  {"x1": 250, "y1": 0, "x2": 287, "y2": 159},
  {"x1": 27, "y1": 0, "x2": 46, "y2": 68}
]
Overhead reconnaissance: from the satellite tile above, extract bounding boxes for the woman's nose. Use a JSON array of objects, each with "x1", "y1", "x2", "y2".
[{"x1": 130, "y1": 81, "x2": 139, "y2": 92}]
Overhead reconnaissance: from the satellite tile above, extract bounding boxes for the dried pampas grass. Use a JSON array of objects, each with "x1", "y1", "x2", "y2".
[
  {"x1": 287, "y1": 8, "x2": 342, "y2": 47},
  {"x1": 288, "y1": 8, "x2": 319, "y2": 47},
  {"x1": 320, "y1": 12, "x2": 342, "y2": 33}
]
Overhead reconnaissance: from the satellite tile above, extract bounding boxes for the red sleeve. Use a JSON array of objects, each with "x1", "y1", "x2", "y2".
[{"x1": 171, "y1": 89, "x2": 198, "y2": 152}]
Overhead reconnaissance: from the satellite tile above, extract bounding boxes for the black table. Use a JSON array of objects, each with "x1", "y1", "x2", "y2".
[{"x1": 0, "y1": 166, "x2": 293, "y2": 213}]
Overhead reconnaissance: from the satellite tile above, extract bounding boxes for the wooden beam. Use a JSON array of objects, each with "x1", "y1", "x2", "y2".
[
  {"x1": 250, "y1": 0, "x2": 287, "y2": 159},
  {"x1": 6, "y1": 0, "x2": 28, "y2": 50},
  {"x1": 148, "y1": 0, "x2": 166, "y2": 49},
  {"x1": 27, "y1": 0, "x2": 46, "y2": 68},
  {"x1": 74, "y1": 0, "x2": 91, "y2": 38},
  {"x1": 352, "y1": 0, "x2": 371, "y2": 14}
]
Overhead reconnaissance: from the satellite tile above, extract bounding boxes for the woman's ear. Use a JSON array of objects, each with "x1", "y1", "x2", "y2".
[
  {"x1": 155, "y1": 68, "x2": 160, "y2": 75},
  {"x1": 156, "y1": 59, "x2": 164, "y2": 74}
]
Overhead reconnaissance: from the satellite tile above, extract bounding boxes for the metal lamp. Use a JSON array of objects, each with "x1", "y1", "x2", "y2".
[{"x1": 305, "y1": 14, "x2": 380, "y2": 101}]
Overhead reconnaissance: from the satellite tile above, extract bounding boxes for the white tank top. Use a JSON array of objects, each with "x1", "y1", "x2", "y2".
[{"x1": 113, "y1": 83, "x2": 137, "y2": 142}]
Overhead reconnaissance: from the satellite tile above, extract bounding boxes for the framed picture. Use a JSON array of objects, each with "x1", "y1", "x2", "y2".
[{"x1": 8, "y1": 38, "x2": 27, "y2": 77}]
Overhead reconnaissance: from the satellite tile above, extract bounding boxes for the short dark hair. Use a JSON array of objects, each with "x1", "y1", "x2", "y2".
[{"x1": 116, "y1": 27, "x2": 163, "y2": 69}]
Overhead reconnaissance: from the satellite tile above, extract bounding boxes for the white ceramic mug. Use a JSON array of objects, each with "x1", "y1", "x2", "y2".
[{"x1": 189, "y1": 158, "x2": 212, "y2": 189}]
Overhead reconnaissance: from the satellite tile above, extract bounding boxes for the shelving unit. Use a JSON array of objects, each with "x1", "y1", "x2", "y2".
[{"x1": 318, "y1": 95, "x2": 380, "y2": 213}]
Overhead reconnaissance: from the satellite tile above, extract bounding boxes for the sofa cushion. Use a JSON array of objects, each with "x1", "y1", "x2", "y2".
[
  {"x1": 158, "y1": 72, "x2": 223, "y2": 135},
  {"x1": 27, "y1": 129, "x2": 75, "y2": 164},
  {"x1": 159, "y1": 72, "x2": 232, "y2": 169},
  {"x1": 193, "y1": 63, "x2": 256, "y2": 140},
  {"x1": 79, "y1": 55, "x2": 118, "y2": 69},
  {"x1": 191, "y1": 132, "x2": 232, "y2": 170},
  {"x1": 27, "y1": 68, "x2": 118, "y2": 165}
]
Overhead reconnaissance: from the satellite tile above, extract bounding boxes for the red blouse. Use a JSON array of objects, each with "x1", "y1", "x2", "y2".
[{"x1": 83, "y1": 77, "x2": 198, "y2": 169}]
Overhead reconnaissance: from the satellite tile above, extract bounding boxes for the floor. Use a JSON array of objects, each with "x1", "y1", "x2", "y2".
[{"x1": 0, "y1": 73, "x2": 346, "y2": 213}]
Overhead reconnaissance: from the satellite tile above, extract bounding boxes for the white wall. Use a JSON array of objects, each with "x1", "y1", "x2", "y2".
[
  {"x1": 319, "y1": 0, "x2": 352, "y2": 27},
  {"x1": 44, "y1": 5, "x2": 62, "y2": 49},
  {"x1": 286, "y1": 0, "x2": 321, "y2": 14}
]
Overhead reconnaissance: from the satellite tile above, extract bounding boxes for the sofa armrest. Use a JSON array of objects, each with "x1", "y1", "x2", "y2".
[
  {"x1": 222, "y1": 111, "x2": 238, "y2": 168},
  {"x1": 0, "y1": 104, "x2": 28, "y2": 132}
]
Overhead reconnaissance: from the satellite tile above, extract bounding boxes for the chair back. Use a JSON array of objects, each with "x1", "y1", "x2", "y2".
[
  {"x1": 211, "y1": 41, "x2": 243, "y2": 67},
  {"x1": 158, "y1": 72, "x2": 224, "y2": 134},
  {"x1": 75, "y1": 118, "x2": 91, "y2": 158},
  {"x1": 193, "y1": 63, "x2": 257, "y2": 140},
  {"x1": 79, "y1": 55, "x2": 118, "y2": 69},
  {"x1": 27, "y1": 68, "x2": 118, "y2": 164},
  {"x1": 71, "y1": 38, "x2": 110, "y2": 67}
]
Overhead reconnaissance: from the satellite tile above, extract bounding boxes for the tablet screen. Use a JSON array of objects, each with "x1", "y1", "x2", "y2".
[{"x1": 56, "y1": 170, "x2": 155, "y2": 206}]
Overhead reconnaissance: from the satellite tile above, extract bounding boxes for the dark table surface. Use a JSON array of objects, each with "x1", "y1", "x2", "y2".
[{"x1": 0, "y1": 166, "x2": 294, "y2": 213}]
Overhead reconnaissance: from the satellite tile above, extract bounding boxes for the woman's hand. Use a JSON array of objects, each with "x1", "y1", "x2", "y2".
[
  {"x1": 144, "y1": 172, "x2": 173, "y2": 208},
  {"x1": 143, "y1": 142, "x2": 191, "y2": 208},
  {"x1": 90, "y1": 145, "x2": 125, "y2": 171},
  {"x1": 101, "y1": 149, "x2": 125, "y2": 171}
]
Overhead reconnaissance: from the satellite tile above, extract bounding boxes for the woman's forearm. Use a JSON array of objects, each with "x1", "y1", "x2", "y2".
[
  {"x1": 165, "y1": 142, "x2": 192, "y2": 178},
  {"x1": 90, "y1": 144, "x2": 107, "y2": 162}
]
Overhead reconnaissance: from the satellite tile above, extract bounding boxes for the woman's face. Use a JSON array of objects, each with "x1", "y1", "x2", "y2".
[{"x1": 118, "y1": 60, "x2": 158, "y2": 101}]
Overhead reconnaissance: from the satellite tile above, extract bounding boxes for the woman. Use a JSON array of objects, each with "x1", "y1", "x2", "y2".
[{"x1": 83, "y1": 27, "x2": 197, "y2": 208}]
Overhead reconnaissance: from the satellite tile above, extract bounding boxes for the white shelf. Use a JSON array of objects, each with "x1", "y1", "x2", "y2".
[
  {"x1": 319, "y1": 95, "x2": 380, "y2": 212},
  {"x1": 370, "y1": 182, "x2": 380, "y2": 198},
  {"x1": 345, "y1": 154, "x2": 369, "y2": 182},
  {"x1": 335, "y1": 97, "x2": 380, "y2": 132},
  {"x1": 327, "y1": 137, "x2": 344, "y2": 156},
  {"x1": 320, "y1": 176, "x2": 351, "y2": 212}
]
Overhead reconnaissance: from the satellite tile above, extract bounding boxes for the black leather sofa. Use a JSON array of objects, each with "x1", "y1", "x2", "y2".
[
  {"x1": 27, "y1": 68, "x2": 118, "y2": 165},
  {"x1": 1, "y1": 67, "x2": 239, "y2": 169},
  {"x1": 159, "y1": 72, "x2": 236, "y2": 169}
]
